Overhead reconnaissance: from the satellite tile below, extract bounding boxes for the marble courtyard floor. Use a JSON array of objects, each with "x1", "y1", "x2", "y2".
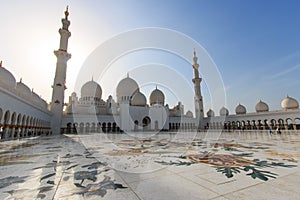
[{"x1": 0, "y1": 131, "x2": 299, "y2": 199}]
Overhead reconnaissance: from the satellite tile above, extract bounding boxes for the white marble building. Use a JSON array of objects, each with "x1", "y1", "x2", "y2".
[
  {"x1": 0, "y1": 61, "x2": 52, "y2": 139},
  {"x1": 204, "y1": 97, "x2": 300, "y2": 131},
  {"x1": 0, "y1": 7, "x2": 299, "y2": 139},
  {"x1": 62, "y1": 75, "x2": 197, "y2": 133}
]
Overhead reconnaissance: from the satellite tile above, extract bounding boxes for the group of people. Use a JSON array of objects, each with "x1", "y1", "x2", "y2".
[{"x1": 269, "y1": 127, "x2": 281, "y2": 134}]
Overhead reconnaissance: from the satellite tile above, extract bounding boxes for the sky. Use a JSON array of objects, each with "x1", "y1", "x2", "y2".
[{"x1": 0, "y1": 0, "x2": 299, "y2": 115}]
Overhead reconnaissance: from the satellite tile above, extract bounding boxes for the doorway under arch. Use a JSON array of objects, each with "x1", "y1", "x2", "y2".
[
  {"x1": 295, "y1": 118, "x2": 300, "y2": 130},
  {"x1": 142, "y1": 117, "x2": 151, "y2": 131},
  {"x1": 154, "y1": 120, "x2": 159, "y2": 130}
]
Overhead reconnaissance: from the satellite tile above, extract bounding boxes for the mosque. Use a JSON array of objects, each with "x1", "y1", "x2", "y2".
[{"x1": 0, "y1": 8, "x2": 299, "y2": 140}]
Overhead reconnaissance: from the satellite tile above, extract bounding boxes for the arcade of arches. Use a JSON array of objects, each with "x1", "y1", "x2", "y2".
[
  {"x1": 0, "y1": 107, "x2": 51, "y2": 140},
  {"x1": 64, "y1": 119, "x2": 196, "y2": 134},
  {"x1": 207, "y1": 118, "x2": 300, "y2": 131}
]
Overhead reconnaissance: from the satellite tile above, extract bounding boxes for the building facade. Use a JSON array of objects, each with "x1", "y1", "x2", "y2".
[
  {"x1": 62, "y1": 75, "x2": 197, "y2": 133},
  {"x1": 0, "y1": 61, "x2": 52, "y2": 139},
  {"x1": 0, "y1": 8, "x2": 300, "y2": 140},
  {"x1": 204, "y1": 97, "x2": 300, "y2": 131}
]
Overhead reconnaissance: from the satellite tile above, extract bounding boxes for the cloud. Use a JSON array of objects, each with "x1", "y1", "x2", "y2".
[{"x1": 264, "y1": 63, "x2": 300, "y2": 80}]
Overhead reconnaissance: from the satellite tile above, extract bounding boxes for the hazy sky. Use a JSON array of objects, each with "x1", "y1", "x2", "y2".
[{"x1": 0, "y1": 0, "x2": 299, "y2": 115}]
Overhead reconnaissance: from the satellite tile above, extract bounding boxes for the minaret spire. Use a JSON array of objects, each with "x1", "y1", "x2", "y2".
[
  {"x1": 65, "y1": 6, "x2": 69, "y2": 20},
  {"x1": 50, "y1": 7, "x2": 72, "y2": 134},
  {"x1": 192, "y1": 49, "x2": 204, "y2": 130},
  {"x1": 193, "y1": 49, "x2": 199, "y2": 78}
]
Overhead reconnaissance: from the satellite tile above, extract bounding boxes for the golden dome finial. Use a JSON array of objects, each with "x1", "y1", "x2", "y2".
[
  {"x1": 193, "y1": 48, "x2": 196, "y2": 57},
  {"x1": 65, "y1": 6, "x2": 69, "y2": 19}
]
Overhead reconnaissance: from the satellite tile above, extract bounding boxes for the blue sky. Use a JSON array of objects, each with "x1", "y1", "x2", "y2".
[{"x1": 0, "y1": 0, "x2": 299, "y2": 115}]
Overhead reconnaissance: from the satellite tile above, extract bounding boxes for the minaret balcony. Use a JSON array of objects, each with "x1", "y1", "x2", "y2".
[
  {"x1": 54, "y1": 50, "x2": 71, "y2": 61},
  {"x1": 192, "y1": 77, "x2": 202, "y2": 83},
  {"x1": 59, "y1": 28, "x2": 71, "y2": 37}
]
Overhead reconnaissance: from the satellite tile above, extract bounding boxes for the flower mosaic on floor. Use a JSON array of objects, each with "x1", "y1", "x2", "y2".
[
  {"x1": 101, "y1": 136, "x2": 298, "y2": 181},
  {"x1": 0, "y1": 136, "x2": 129, "y2": 199},
  {"x1": 0, "y1": 133, "x2": 299, "y2": 199},
  {"x1": 31, "y1": 153, "x2": 127, "y2": 198},
  {"x1": 155, "y1": 152, "x2": 297, "y2": 181},
  {"x1": 74, "y1": 175, "x2": 127, "y2": 197},
  {"x1": 0, "y1": 176, "x2": 28, "y2": 189}
]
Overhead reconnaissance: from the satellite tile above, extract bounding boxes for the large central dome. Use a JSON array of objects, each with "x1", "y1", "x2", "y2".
[
  {"x1": 116, "y1": 76, "x2": 139, "y2": 102},
  {"x1": 81, "y1": 80, "x2": 102, "y2": 99}
]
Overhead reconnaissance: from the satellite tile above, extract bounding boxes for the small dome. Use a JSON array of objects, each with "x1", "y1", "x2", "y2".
[
  {"x1": 81, "y1": 80, "x2": 102, "y2": 99},
  {"x1": 71, "y1": 92, "x2": 77, "y2": 97},
  {"x1": 40, "y1": 99, "x2": 48, "y2": 109},
  {"x1": 0, "y1": 66, "x2": 16, "y2": 88},
  {"x1": 255, "y1": 100, "x2": 269, "y2": 112},
  {"x1": 281, "y1": 95, "x2": 299, "y2": 110},
  {"x1": 131, "y1": 90, "x2": 147, "y2": 106},
  {"x1": 116, "y1": 76, "x2": 139, "y2": 102},
  {"x1": 150, "y1": 87, "x2": 165, "y2": 106},
  {"x1": 207, "y1": 109, "x2": 215, "y2": 117},
  {"x1": 235, "y1": 104, "x2": 247, "y2": 115},
  {"x1": 219, "y1": 106, "x2": 229, "y2": 116},
  {"x1": 16, "y1": 81, "x2": 31, "y2": 96},
  {"x1": 32, "y1": 91, "x2": 41, "y2": 103},
  {"x1": 186, "y1": 110, "x2": 193, "y2": 118}
]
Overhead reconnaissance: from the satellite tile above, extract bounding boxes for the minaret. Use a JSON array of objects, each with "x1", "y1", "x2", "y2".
[
  {"x1": 50, "y1": 7, "x2": 71, "y2": 134},
  {"x1": 192, "y1": 49, "x2": 204, "y2": 129}
]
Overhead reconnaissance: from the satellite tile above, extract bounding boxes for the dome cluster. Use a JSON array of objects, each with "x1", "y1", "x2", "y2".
[
  {"x1": 0, "y1": 63, "x2": 48, "y2": 110},
  {"x1": 80, "y1": 73, "x2": 300, "y2": 117},
  {"x1": 207, "y1": 96, "x2": 299, "y2": 117},
  {"x1": 79, "y1": 75, "x2": 167, "y2": 108}
]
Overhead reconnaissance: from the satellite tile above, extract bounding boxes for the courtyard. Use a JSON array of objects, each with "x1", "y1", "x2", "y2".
[{"x1": 0, "y1": 131, "x2": 299, "y2": 199}]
